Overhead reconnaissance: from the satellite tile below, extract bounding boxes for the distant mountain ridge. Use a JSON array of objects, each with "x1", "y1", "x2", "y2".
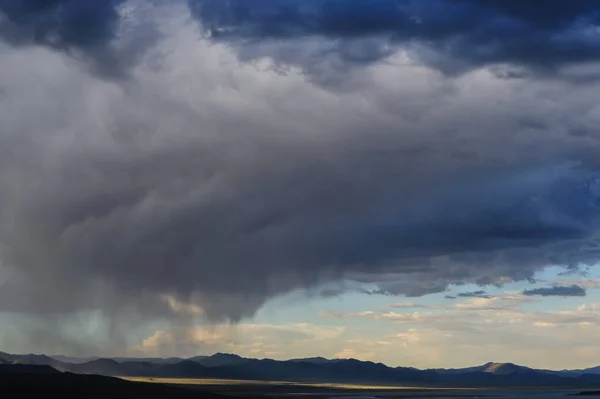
[
  {"x1": 428, "y1": 362, "x2": 538, "y2": 375},
  {"x1": 1, "y1": 350, "x2": 600, "y2": 388}
]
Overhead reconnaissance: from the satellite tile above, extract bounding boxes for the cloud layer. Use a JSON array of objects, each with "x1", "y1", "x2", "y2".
[
  {"x1": 3, "y1": 1, "x2": 600, "y2": 80},
  {"x1": 317, "y1": 294, "x2": 600, "y2": 368},
  {"x1": 1, "y1": 0, "x2": 600, "y2": 350}
]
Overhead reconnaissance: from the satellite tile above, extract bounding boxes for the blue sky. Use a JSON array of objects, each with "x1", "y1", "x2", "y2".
[
  {"x1": 1, "y1": 0, "x2": 600, "y2": 369},
  {"x1": 240, "y1": 267, "x2": 600, "y2": 368}
]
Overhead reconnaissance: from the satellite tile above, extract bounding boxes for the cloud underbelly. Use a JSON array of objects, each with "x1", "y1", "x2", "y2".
[{"x1": 0, "y1": 0, "x2": 599, "y2": 331}]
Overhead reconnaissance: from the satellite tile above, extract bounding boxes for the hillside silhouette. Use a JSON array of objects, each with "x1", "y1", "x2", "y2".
[{"x1": 3, "y1": 351, "x2": 600, "y2": 388}]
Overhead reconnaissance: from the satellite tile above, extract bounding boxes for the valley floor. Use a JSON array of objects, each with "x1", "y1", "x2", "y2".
[{"x1": 120, "y1": 377, "x2": 600, "y2": 399}]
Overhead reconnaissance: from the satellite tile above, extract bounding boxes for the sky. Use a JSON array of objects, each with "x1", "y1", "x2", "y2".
[{"x1": 1, "y1": 0, "x2": 600, "y2": 370}]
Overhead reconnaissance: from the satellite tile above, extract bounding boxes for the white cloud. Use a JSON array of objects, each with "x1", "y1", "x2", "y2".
[
  {"x1": 334, "y1": 348, "x2": 377, "y2": 362},
  {"x1": 315, "y1": 296, "x2": 600, "y2": 369},
  {"x1": 130, "y1": 322, "x2": 347, "y2": 359},
  {"x1": 160, "y1": 295, "x2": 204, "y2": 316},
  {"x1": 558, "y1": 278, "x2": 600, "y2": 290}
]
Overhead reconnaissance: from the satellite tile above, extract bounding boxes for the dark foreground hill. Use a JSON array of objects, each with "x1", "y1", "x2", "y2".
[
  {"x1": 0, "y1": 364, "x2": 60, "y2": 375},
  {"x1": 0, "y1": 370, "x2": 227, "y2": 399}
]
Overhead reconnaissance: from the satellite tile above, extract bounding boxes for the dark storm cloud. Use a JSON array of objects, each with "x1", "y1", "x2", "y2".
[
  {"x1": 0, "y1": 0, "x2": 155, "y2": 76},
  {"x1": 0, "y1": 0, "x2": 124, "y2": 46},
  {"x1": 188, "y1": 0, "x2": 600, "y2": 76},
  {"x1": 456, "y1": 290, "x2": 491, "y2": 299},
  {"x1": 522, "y1": 284, "x2": 587, "y2": 297},
  {"x1": 3, "y1": 1, "x2": 599, "y2": 79},
  {"x1": 1, "y1": 0, "x2": 600, "y2": 341}
]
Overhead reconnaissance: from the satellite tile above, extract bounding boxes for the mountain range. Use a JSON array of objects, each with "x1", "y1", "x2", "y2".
[{"x1": 2, "y1": 351, "x2": 600, "y2": 388}]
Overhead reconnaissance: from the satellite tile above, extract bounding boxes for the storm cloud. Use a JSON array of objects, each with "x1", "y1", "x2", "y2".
[
  {"x1": 0, "y1": 0, "x2": 158, "y2": 76},
  {"x1": 456, "y1": 291, "x2": 491, "y2": 299},
  {"x1": 0, "y1": 0, "x2": 123, "y2": 45},
  {"x1": 3, "y1": 1, "x2": 600, "y2": 79},
  {"x1": 188, "y1": 0, "x2": 600, "y2": 80},
  {"x1": 1, "y1": 0, "x2": 600, "y2": 350},
  {"x1": 523, "y1": 284, "x2": 587, "y2": 297}
]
